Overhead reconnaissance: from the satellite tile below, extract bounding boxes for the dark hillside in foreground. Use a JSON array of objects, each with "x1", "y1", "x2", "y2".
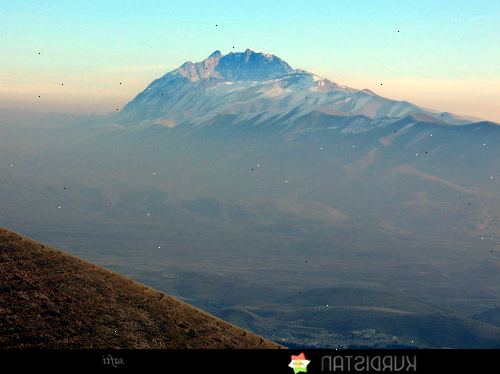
[{"x1": 0, "y1": 227, "x2": 280, "y2": 349}]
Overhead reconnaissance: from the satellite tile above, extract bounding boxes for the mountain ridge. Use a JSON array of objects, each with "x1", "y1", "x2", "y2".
[{"x1": 172, "y1": 48, "x2": 293, "y2": 83}]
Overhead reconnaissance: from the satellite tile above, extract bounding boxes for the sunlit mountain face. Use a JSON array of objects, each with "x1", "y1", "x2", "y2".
[{"x1": 1, "y1": 49, "x2": 500, "y2": 348}]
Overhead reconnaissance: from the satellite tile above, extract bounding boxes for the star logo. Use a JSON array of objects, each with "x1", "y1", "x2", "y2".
[{"x1": 288, "y1": 352, "x2": 310, "y2": 373}]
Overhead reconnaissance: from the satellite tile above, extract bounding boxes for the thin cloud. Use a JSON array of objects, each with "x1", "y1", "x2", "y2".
[{"x1": 390, "y1": 165, "x2": 489, "y2": 197}]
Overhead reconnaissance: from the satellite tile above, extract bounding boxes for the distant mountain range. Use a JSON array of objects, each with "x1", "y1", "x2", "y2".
[{"x1": 118, "y1": 49, "x2": 491, "y2": 131}]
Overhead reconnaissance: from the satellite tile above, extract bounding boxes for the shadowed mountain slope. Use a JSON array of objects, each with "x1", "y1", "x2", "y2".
[{"x1": 0, "y1": 227, "x2": 280, "y2": 349}]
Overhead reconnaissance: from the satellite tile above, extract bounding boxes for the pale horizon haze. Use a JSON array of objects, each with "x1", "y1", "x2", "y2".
[{"x1": 1, "y1": 0, "x2": 499, "y2": 122}]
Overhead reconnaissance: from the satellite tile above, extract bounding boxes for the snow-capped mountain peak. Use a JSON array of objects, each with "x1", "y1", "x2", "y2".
[{"x1": 119, "y1": 49, "x2": 481, "y2": 129}]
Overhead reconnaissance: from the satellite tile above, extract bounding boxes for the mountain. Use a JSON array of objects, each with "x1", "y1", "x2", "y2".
[
  {"x1": 1, "y1": 50, "x2": 500, "y2": 349},
  {"x1": 0, "y1": 227, "x2": 280, "y2": 348},
  {"x1": 118, "y1": 49, "x2": 486, "y2": 129}
]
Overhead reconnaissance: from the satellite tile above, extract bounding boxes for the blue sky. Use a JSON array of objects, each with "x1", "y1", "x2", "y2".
[{"x1": 1, "y1": 0, "x2": 499, "y2": 120}]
